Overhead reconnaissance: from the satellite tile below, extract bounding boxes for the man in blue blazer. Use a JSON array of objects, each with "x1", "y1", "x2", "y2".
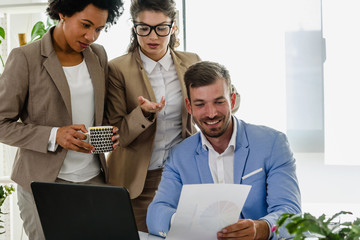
[{"x1": 147, "y1": 61, "x2": 301, "y2": 239}]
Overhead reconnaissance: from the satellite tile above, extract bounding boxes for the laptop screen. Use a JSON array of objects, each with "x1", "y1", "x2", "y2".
[{"x1": 31, "y1": 182, "x2": 140, "y2": 240}]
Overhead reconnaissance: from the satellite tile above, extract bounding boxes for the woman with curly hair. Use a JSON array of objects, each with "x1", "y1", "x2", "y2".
[{"x1": 0, "y1": 0, "x2": 124, "y2": 239}]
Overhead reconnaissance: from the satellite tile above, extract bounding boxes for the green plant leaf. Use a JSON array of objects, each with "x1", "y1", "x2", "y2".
[
  {"x1": 278, "y1": 213, "x2": 294, "y2": 227},
  {"x1": 0, "y1": 185, "x2": 14, "y2": 234},
  {"x1": 350, "y1": 224, "x2": 360, "y2": 234},
  {"x1": 30, "y1": 21, "x2": 46, "y2": 42},
  {"x1": 326, "y1": 211, "x2": 352, "y2": 224},
  {"x1": 0, "y1": 27, "x2": 5, "y2": 39},
  {"x1": 276, "y1": 211, "x2": 360, "y2": 239}
]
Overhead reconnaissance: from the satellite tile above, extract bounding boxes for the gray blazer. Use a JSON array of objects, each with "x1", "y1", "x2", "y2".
[{"x1": 0, "y1": 28, "x2": 109, "y2": 192}]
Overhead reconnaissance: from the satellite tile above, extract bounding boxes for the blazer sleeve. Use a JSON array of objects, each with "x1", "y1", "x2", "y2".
[
  {"x1": 260, "y1": 132, "x2": 301, "y2": 239},
  {"x1": 147, "y1": 150, "x2": 182, "y2": 237},
  {"x1": 105, "y1": 61, "x2": 154, "y2": 147},
  {"x1": 0, "y1": 48, "x2": 52, "y2": 153}
]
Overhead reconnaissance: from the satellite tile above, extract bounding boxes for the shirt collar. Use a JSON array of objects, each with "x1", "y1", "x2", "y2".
[
  {"x1": 200, "y1": 116, "x2": 237, "y2": 152},
  {"x1": 139, "y1": 47, "x2": 172, "y2": 74}
]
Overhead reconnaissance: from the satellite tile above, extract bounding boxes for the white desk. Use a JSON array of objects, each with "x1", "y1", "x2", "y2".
[{"x1": 139, "y1": 231, "x2": 164, "y2": 240}]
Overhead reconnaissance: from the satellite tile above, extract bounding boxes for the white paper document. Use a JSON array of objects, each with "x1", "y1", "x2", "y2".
[{"x1": 166, "y1": 184, "x2": 252, "y2": 240}]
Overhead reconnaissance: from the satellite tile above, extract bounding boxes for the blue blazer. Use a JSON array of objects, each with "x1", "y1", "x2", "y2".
[{"x1": 147, "y1": 117, "x2": 301, "y2": 239}]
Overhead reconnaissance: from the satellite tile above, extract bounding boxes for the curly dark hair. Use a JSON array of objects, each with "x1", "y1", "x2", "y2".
[
  {"x1": 128, "y1": 0, "x2": 179, "y2": 53},
  {"x1": 47, "y1": 0, "x2": 124, "y2": 28}
]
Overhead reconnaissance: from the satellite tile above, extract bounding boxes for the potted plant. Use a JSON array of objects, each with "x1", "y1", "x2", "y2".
[
  {"x1": 275, "y1": 211, "x2": 360, "y2": 239},
  {"x1": 0, "y1": 184, "x2": 15, "y2": 234}
]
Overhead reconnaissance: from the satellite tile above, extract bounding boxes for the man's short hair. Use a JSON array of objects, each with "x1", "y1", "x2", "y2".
[{"x1": 184, "y1": 61, "x2": 232, "y2": 101}]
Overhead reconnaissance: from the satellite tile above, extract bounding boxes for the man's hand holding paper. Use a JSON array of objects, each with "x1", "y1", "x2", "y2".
[{"x1": 217, "y1": 219, "x2": 269, "y2": 240}]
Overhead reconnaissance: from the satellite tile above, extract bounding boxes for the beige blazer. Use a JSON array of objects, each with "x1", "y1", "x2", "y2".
[
  {"x1": 0, "y1": 28, "x2": 109, "y2": 192},
  {"x1": 105, "y1": 49, "x2": 201, "y2": 199}
]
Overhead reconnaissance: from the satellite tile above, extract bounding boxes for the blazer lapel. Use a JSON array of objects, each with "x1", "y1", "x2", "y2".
[
  {"x1": 134, "y1": 49, "x2": 157, "y2": 103},
  {"x1": 83, "y1": 48, "x2": 105, "y2": 126},
  {"x1": 171, "y1": 49, "x2": 187, "y2": 100},
  {"x1": 233, "y1": 119, "x2": 250, "y2": 184},
  {"x1": 195, "y1": 137, "x2": 214, "y2": 183},
  {"x1": 171, "y1": 50, "x2": 190, "y2": 139},
  {"x1": 41, "y1": 29, "x2": 72, "y2": 121}
]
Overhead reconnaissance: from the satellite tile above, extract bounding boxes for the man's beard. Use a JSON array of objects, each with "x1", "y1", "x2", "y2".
[{"x1": 196, "y1": 115, "x2": 231, "y2": 138}]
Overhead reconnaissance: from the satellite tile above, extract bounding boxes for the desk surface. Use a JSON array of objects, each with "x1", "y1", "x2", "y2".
[{"x1": 139, "y1": 231, "x2": 164, "y2": 240}]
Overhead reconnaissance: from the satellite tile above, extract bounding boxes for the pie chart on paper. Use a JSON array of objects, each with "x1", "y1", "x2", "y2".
[{"x1": 199, "y1": 200, "x2": 240, "y2": 231}]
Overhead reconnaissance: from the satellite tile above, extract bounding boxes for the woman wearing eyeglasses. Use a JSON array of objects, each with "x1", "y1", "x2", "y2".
[
  {"x1": 104, "y1": 0, "x2": 200, "y2": 232},
  {"x1": 105, "y1": 0, "x2": 240, "y2": 232}
]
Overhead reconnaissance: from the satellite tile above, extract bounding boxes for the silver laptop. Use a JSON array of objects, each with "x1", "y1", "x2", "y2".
[{"x1": 31, "y1": 182, "x2": 140, "y2": 240}]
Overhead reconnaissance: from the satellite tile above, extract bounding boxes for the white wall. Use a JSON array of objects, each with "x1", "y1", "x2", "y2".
[{"x1": 296, "y1": 153, "x2": 360, "y2": 220}]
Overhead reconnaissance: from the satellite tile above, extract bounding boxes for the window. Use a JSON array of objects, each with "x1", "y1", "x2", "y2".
[
  {"x1": 184, "y1": 0, "x2": 323, "y2": 153},
  {"x1": 184, "y1": 0, "x2": 360, "y2": 218},
  {"x1": 322, "y1": 0, "x2": 360, "y2": 165}
]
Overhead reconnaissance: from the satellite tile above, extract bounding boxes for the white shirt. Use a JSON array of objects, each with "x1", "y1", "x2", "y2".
[
  {"x1": 200, "y1": 116, "x2": 237, "y2": 184},
  {"x1": 139, "y1": 49, "x2": 183, "y2": 170},
  {"x1": 54, "y1": 60, "x2": 100, "y2": 182}
]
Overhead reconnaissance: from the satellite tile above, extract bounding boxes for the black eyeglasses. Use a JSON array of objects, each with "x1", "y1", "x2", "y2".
[{"x1": 133, "y1": 22, "x2": 173, "y2": 37}]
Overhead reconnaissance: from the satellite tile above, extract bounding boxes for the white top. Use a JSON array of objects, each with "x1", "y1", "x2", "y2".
[
  {"x1": 200, "y1": 116, "x2": 237, "y2": 184},
  {"x1": 56, "y1": 60, "x2": 100, "y2": 182},
  {"x1": 139, "y1": 49, "x2": 183, "y2": 170}
]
